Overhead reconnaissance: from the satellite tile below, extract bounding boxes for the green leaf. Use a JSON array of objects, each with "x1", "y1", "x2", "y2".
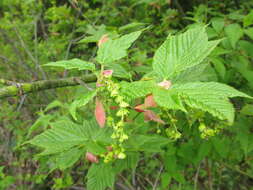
[
  {"x1": 79, "y1": 25, "x2": 108, "y2": 44},
  {"x1": 244, "y1": 28, "x2": 253, "y2": 40},
  {"x1": 172, "y1": 64, "x2": 208, "y2": 84},
  {"x1": 87, "y1": 163, "x2": 115, "y2": 190},
  {"x1": 86, "y1": 141, "x2": 107, "y2": 155},
  {"x1": 27, "y1": 118, "x2": 110, "y2": 156},
  {"x1": 96, "y1": 30, "x2": 142, "y2": 65},
  {"x1": 105, "y1": 62, "x2": 131, "y2": 79},
  {"x1": 44, "y1": 58, "x2": 95, "y2": 71},
  {"x1": 70, "y1": 90, "x2": 97, "y2": 120},
  {"x1": 241, "y1": 104, "x2": 253, "y2": 116},
  {"x1": 211, "y1": 137, "x2": 229, "y2": 158},
  {"x1": 172, "y1": 82, "x2": 251, "y2": 99},
  {"x1": 243, "y1": 10, "x2": 253, "y2": 27},
  {"x1": 231, "y1": 56, "x2": 253, "y2": 88},
  {"x1": 28, "y1": 118, "x2": 89, "y2": 155},
  {"x1": 118, "y1": 22, "x2": 147, "y2": 32},
  {"x1": 152, "y1": 27, "x2": 219, "y2": 80},
  {"x1": 125, "y1": 135, "x2": 169, "y2": 152},
  {"x1": 210, "y1": 57, "x2": 226, "y2": 80},
  {"x1": 45, "y1": 100, "x2": 64, "y2": 112},
  {"x1": 49, "y1": 147, "x2": 85, "y2": 171},
  {"x1": 28, "y1": 114, "x2": 54, "y2": 137},
  {"x1": 224, "y1": 24, "x2": 243, "y2": 49},
  {"x1": 119, "y1": 80, "x2": 155, "y2": 101},
  {"x1": 211, "y1": 17, "x2": 225, "y2": 33},
  {"x1": 153, "y1": 88, "x2": 185, "y2": 111},
  {"x1": 114, "y1": 152, "x2": 139, "y2": 173},
  {"x1": 172, "y1": 82, "x2": 252, "y2": 123},
  {"x1": 196, "y1": 141, "x2": 212, "y2": 163}
]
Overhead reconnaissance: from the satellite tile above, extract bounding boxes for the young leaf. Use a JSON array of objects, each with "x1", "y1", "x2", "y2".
[
  {"x1": 144, "y1": 110, "x2": 165, "y2": 124},
  {"x1": 43, "y1": 58, "x2": 95, "y2": 71},
  {"x1": 224, "y1": 24, "x2": 243, "y2": 49},
  {"x1": 95, "y1": 98, "x2": 106, "y2": 128},
  {"x1": 87, "y1": 163, "x2": 115, "y2": 190},
  {"x1": 70, "y1": 90, "x2": 97, "y2": 120},
  {"x1": 96, "y1": 30, "x2": 142, "y2": 65},
  {"x1": 153, "y1": 27, "x2": 220, "y2": 80}
]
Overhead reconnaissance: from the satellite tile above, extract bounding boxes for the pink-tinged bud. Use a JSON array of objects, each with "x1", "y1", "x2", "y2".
[
  {"x1": 102, "y1": 70, "x2": 113, "y2": 77},
  {"x1": 144, "y1": 94, "x2": 157, "y2": 108},
  {"x1": 95, "y1": 98, "x2": 106, "y2": 128},
  {"x1": 106, "y1": 146, "x2": 113, "y2": 151},
  {"x1": 98, "y1": 34, "x2": 109, "y2": 47},
  {"x1": 96, "y1": 82, "x2": 104, "y2": 87},
  {"x1": 85, "y1": 152, "x2": 99, "y2": 163},
  {"x1": 110, "y1": 106, "x2": 119, "y2": 110},
  {"x1": 134, "y1": 104, "x2": 146, "y2": 112},
  {"x1": 158, "y1": 80, "x2": 172, "y2": 89},
  {"x1": 144, "y1": 110, "x2": 165, "y2": 124}
]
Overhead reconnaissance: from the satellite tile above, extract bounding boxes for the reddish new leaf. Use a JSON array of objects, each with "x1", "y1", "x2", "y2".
[
  {"x1": 134, "y1": 104, "x2": 146, "y2": 112},
  {"x1": 95, "y1": 98, "x2": 106, "y2": 128},
  {"x1": 85, "y1": 152, "x2": 99, "y2": 163},
  {"x1": 98, "y1": 34, "x2": 109, "y2": 47},
  {"x1": 144, "y1": 110, "x2": 165, "y2": 124},
  {"x1": 144, "y1": 94, "x2": 157, "y2": 108}
]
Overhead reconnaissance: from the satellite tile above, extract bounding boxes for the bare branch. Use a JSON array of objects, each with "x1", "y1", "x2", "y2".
[{"x1": 0, "y1": 74, "x2": 96, "y2": 99}]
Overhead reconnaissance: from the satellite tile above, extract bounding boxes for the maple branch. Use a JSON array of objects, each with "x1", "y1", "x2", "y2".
[{"x1": 0, "y1": 74, "x2": 97, "y2": 99}]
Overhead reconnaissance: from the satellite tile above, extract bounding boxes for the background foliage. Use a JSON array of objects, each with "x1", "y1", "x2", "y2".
[{"x1": 0, "y1": 0, "x2": 253, "y2": 189}]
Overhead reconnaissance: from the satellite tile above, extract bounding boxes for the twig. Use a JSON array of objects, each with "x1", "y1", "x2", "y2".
[
  {"x1": 152, "y1": 166, "x2": 163, "y2": 190},
  {"x1": 0, "y1": 29, "x2": 37, "y2": 78},
  {"x1": 116, "y1": 182, "x2": 131, "y2": 190},
  {"x1": 222, "y1": 162, "x2": 253, "y2": 179},
  {"x1": 194, "y1": 162, "x2": 202, "y2": 190},
  {"x1": 13, "y1": 25, "x2": 47, "y2": 79},
  {"x1": 119, "y1": 174, "x2": 135, "y2": 190},
  {"x1": 0, "y1": 79, "x2": 20, "y2": 86},
  {"x1": 17, "y1": 94, "x2": 27, "y2": 111},
  {"x1": 205, "y1": 158, "x2": 213, "y2": 190},
  {"x1": 74, "y1": 78, "x2": 93, "y2": 91},
  {"x1": 132, "y1": 168, "x2": 137, "y2": 187},
  {"x1": 70, "y1": 186, "x2": 86, "y2": 190},
  {"x1": 0, "y1": 74, "x2": 96, "y2": 99}
]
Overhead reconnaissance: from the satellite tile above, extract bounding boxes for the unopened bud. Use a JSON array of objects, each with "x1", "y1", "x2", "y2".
[{"x1": 158, "y1": 80, "x2": 172, "y2": 89}]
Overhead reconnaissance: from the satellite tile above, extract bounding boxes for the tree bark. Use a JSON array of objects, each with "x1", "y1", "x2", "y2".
[{"x1": 0, "y1": 74, "x2": 96, "y2": 99}]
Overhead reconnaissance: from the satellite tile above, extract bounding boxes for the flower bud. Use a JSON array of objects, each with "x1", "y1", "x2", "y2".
[
  {"x1": 102, "y1": 70, "x2": 113, "y2": 78},
  {"x1": 117, "y1": 152, "x2": 126, "y2": 159},
  {"x1": 98, "y1": 34, "x2": 109, "y2": 47},
  {"x1": 85, "y1": 152, "x2": 99, "y2": 163},
  {"x1": 158, "y1": 80, "x2": 172, "y2": 89}
]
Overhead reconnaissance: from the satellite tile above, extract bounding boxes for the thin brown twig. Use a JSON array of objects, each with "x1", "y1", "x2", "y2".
[
  {"x1": 152, "y1": 166, "x2": 163, "y2": 190},
  {"x1": 194, "y1": 162, "x2": 202, "y2": 190}
]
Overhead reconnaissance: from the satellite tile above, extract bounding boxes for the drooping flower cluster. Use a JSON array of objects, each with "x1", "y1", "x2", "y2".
[
  {"x1": 198, "y1": 123, "x2": 219, "y2": 139},
  {"x1": 94, "y1": 69, "x2": 130, "y2": 162}
]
